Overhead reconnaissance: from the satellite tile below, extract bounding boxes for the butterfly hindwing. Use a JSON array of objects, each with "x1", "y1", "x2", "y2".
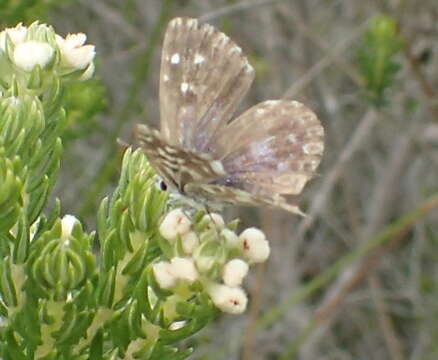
[
  {"x1": 159, "y1": 17, "x2": 255, "y2": 152},
  {"x1": 209, "y1": 100, "x2": 324, "y2": 196},
  {"x1": 184, "y1": 183, "x2": 304, "y2": 215}
]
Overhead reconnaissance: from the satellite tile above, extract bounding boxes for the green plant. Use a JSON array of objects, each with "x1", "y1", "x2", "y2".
[{"x1": 357, "y1": 15, "x2": 403, "y2": 106}]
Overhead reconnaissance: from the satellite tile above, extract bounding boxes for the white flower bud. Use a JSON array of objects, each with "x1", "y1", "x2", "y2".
[
  {"x1": 169, "y1": 320, "x2": 187, "y2": 331},
  {"x1": 159, "y1": 208, "x2": 191, "y2": 241},
  {"x1": 239, "y1": 228, "x2": 270, "y2": 263},
  {"x1": 170, "y1": 257, "x2": 198, "y2": 283},
  {"x1": 222, "y1": 259, "x2": 249, "y2": 287},
  {"x1": 221, "y1": 228, "x2": 240, "y2": 248},
  {"x1": 13, "y1": 41, "x2": 54, "y2": 71},
  {"x1": 152, "y1": 261, "x2": 176, "y2": 289},
  {"x1": 62, "y1": 33, "x2": 86, "y2": 48},
  {"x1": 0, "y1": 24, "x2": 28, "y2": 51},
  {"x1": 61, "y1": 214, "x2": 79, "y2": 238},
  {"x1": 202, "y1": 213, "x2": 225, "y2": 230},
  {"x1": 181, "y1": 231, "x2": 199, "y2": 254},
  {"x1": 207, "y1": 283, "x2": 248, "y2": 314},
  {"x1": 56, "y1": 33, "x2": 96, "y2": 70}
]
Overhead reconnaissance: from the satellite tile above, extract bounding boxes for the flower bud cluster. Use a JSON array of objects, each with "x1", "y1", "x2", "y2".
[
  {"x1": 153, "y1": 208, "x2": 270, "y2": 315},
  {"x1": 0, "y1": 22, "x2": 95, "y2": 91}
]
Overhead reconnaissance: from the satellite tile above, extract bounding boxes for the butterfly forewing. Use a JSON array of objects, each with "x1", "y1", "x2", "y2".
[
  {"x1": 159, "y1": 17, "x2": 255, "y2": 152},
  {"x1": 137, "y1": 17, "x2": 325, "y2": 215}
]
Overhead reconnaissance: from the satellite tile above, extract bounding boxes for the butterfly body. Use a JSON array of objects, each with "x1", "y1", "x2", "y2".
[{"x1": 137, "y1": 17, "x2": 324, "y2": 215}]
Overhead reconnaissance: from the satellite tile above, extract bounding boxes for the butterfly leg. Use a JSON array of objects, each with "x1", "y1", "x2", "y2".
[{"x1": 203, "y1": 204, "x2": 223, "y2": 238}]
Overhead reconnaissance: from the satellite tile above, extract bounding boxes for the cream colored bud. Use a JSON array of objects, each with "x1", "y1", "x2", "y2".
[
  {"x1": 61, "y1": 214, "x2": 79, "y2": 238},
  {"x1": 152, "y1": 261, "x2": 176, "y2": 289},
  {"x1": 170, "y1": 257, "x2": 198, "y2": 283},
  {"x1": 181, "y1": 231, "x2": 199, "y2": 254},
  {"x1": 239, "y1": 228, "x2": 270, "y2": 263},
  {"x1": 56, "y1": 33, "x2": 96, "y2": 70},
  {"x1": 159, "y1": 208, "x2": 191, "y2": 241},
  {"x1": 222, "y1": 259, "x2": 249, "y2": 287},
  {"x1": 207, "y1": 283, "x2": 248, "y2": 314},
  {"x1": 169, "y1": 320, "x2": 187, "y2": 331},
  {"x1": 63, "y1": 33, "x2": 87, "y2": 48},
  {"x1": 13, "y1": 41, "x2": 54, "y2": 71},
  {"x1": 202, "y1": 213, "x2": 225, "y2": 230}
]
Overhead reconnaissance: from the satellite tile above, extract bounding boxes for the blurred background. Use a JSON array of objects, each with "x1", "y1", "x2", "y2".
[{"x1": 1, "y1": 0, "x2": 438, "y2": 359}]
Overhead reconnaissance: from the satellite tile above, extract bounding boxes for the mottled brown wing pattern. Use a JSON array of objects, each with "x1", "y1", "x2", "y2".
[
  {"x1": 136, "y1": 124, "x2": 226, "y2": 192},
  {"x1": 184, "y1": 183, "x2": 304, "y2": 215},
  {"x1": 210, "y1": 100, "x2": 324, "y2": 197},
  {"x1": 159, "y1": 17, "x2": 254, "y2": 152}
]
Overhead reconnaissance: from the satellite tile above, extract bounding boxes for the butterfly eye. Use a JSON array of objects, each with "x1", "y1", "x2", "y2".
[{"x1": 159, "y1": 180, "x2": 168, "y2": 191}]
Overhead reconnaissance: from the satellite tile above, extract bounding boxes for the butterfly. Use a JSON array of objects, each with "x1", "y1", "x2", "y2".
[{"x1": 136, "y1": 17, "x2": 324, "y2": 215}]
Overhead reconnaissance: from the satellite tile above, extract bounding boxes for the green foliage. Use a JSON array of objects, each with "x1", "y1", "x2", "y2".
[
  {"x1": 0, "y1": 130, "x2": 218, "y2": 358},
  {"x1": 0, "y1": 149, "x2": 24, "y2": 235},
  {"x1": 0, "y1": 86, "x2": 64, "y2": 221},
  {"x1": 62, "y1": 80, "x2": 107, "y2": 144},
  {"x1": 0, "y1": 0, "x2": 74, "y2": 27},
  {"x1": 357, "y1": 15, "x2": 403, "y2": 106},
  {"x1": 0, "y1": 145, "x2": 221, "y2": 359}
]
